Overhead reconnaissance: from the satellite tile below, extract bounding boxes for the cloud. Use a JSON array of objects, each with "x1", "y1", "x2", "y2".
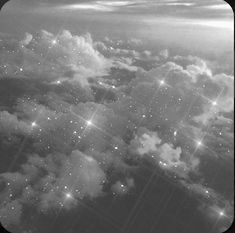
[
  {"x1": 0, "y1": 200, "x2": 23, "y2": 228},
  {"x1": 0, "y1": 150, "x2": 107, "y2": 224},
  {"x1": 129, "y1": 127, "x2": 161, "y2": 156},
  {"x1": 0, "y1": 111, "x2": 31, "y2": 136},
  {"x1": 0, "y1": 28, "x2": 233, "y2": 233},
  {"x1": 0, "y1": 30, "x2": 111, "y2": 86},
  {"x1": 129, "y1": 127, "x2": 200, "y2": 178},
  {"x1": 193, "y1": 73, "x2": 234, "y2": 124}
]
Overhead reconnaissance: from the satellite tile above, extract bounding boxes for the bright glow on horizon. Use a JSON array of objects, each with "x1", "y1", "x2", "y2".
[
  {"x1": 203, "y1": 4, "x2": 232, "y2": 10},
  {"x1": 58, "y1": 4, "x2": 113, "y2": 12},
  {"x1": 144, "y1": 17, "x2": 233, "y2": 30},
  {"x1": 190, "y1": 19, "x2": 233, "y2": 30},
  {"x1": 96, "y1": 1, "x2": 132, "y2": 7}
]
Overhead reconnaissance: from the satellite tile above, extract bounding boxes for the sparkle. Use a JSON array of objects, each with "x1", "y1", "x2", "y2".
[
  {"x1": 173, "y1": 131, "x2": 177, "y2": 137},
  {"x1": 56, "y1": 80, "x2": 61, "y2": 84},
  {"x1": 86, "y1": 120, "x2": 93, "y2": 126},
  {"x1": 159, "y1": 80, "x2": 165, "y2": 86},
  {"x1": 212, "y1": 101, "x2": 217, "y2": 106},
  {"x1": 219, "y1": 211, "x2": 225, "y2": 216},
  {"x1": 52, "y1": 39, "x2": 57, "y2": 45},
  {"x1": 196, "y1": 140, "x2": 203, "y2": 147},
  {"x1": 31, "y1": 121, "x2": 37, "y2": 127},
  {"x1": 65, "y1": 193, "x2": 72, "y2": 199},
  {"x1": 159, "y1": 161, "x2": 167, "y2": 167}
]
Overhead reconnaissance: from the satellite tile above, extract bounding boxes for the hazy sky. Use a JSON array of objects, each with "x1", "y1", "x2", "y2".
[{"x1": 0, "y1": 0, "x2": 233, "y2": 56}]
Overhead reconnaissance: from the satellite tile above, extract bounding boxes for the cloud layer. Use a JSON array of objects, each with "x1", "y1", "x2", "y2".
[{"x1": 0, "y1": 29, "x2": 233, "y2": 232}]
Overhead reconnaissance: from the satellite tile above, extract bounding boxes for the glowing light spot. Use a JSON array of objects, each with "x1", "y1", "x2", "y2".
[
  {"x1": 65, "y1": 193, "x2": 72, "y2": 199},
  {"x1": 86, "y1": 120, "x2": 93, "y2": 126},
  {"x1": 212, "y1": 101, "x2": 217, "y2": 106},
  {"x1": 196, "y1": 140, "x2": 203, "y2": 147},
  {"x1": 219, "y1": 211, "x2": 225, "y2": 216},
  {"x1": 159, "y1": 80, "x2": 165, "y2": 86},
  {"x1": 31, "y1": 121, "x2": 37, "y2": 127},
  {"x1": 114, "y1": 146, "x2": 118, "y2": 150},
  {"x1": 52, "y1": 39, "x2": 57, "y2": 45},
  {"x1": 159, "y1": 161, "x2": 167, "y2": 167},
  {"x1": 56, "y1": 80, "x2": 61, "y2": 84},
  {"x1": 174, "y1": 131, "x2": 177, "y2": 137}
]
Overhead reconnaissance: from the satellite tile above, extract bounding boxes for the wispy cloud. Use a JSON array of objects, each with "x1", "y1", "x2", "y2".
[{"x1": 57, "y1": 3, "x2": 114, "y2": 12}]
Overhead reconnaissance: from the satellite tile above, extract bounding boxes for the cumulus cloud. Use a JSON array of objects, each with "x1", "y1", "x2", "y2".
[
  {"x1": 129, "y1": 127, "x2": 199, "y2": 178},
  {"x1": 0, "y1": 30, "x2": 111, "y2": 86},
  {"x1": 0, "y1": 111, "x2": 31, "y2": 136},
  {"x1": 0, "y1": 29, "x2": 233, "y2": 233},
  {"x1": 0, "y1": 150, "x2": 107, "y2": 225}
]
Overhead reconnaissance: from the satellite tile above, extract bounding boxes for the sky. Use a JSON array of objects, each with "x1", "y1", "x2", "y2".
[{"x1": 0, "y1": 1, "x2": 234, "y2": 233}]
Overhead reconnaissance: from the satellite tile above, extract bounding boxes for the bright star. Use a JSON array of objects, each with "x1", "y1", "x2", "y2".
[
  {"x1": 31, "y1": 121, "x2": 37, "y2": 127},
  {"x1": 159, "y1": 80, "x2": 165, "y2": 86},
  {"x1": 65, "y1": 193, "x2": 72, "y2": 199},
  {"x1": 219, "y1": 211, "x2": 225, "y2": 216},
  {"x1": 52, "y1": 39, "x2": 57, "y2": 45},
  {"x1": 196, "y1": 140, "x2": 203, "y2": 147},
  {"x1": 86, "y1": 120, "x2": 93, "y2": 126},
  {"x1": 212, "y1": 101, "x2": 217, "y2": 106}
]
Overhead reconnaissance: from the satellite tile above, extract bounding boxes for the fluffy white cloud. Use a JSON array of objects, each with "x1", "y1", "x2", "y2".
[
  {"x1": 0, "y1": 111, "x2": 31, "y2": 136},
  {"x1": 0, "y1": 149, "x2": 107, "y2": 224},
  {"x1": 1, "y1": 30, "x2": 111, "y2": 86},
  {"x1": 129, "y1": 127, "x2": 200, "y2": 178}
]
